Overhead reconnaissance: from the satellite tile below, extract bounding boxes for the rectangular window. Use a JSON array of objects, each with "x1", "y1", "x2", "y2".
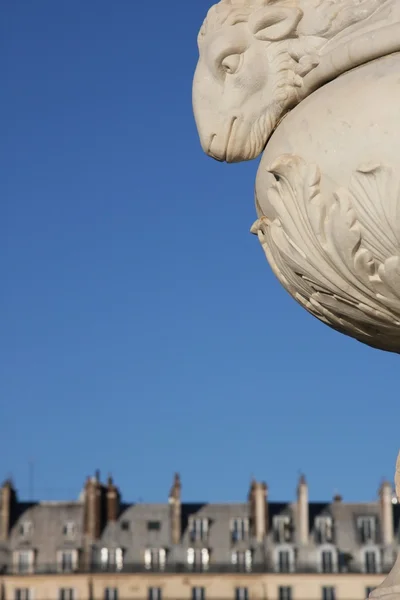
[
  {"x1": 147, "y1": 521, "x2": 161, "y2": 531},
  {"x1": 104, "y1": 589, "x2": 118, "y2": 600},
  {"x1": 231, "y1": 518, "x2": 249, "y2": 542},
  {"x1": 232, "y1": 550, "x2": 252, "y2": 572},
  {"x1": 63, "y1": 521, "x2": 76, "y2": 538},
  {"x1": 189, "y1": 518, "x2": 209, "y2": 542},
  {"x1": 148, "y1": 588, "x2": 162, "y2": 600},
  {"x1": 321, "y1": 550, "x2": 334, "y2": 573},
  {"x1": 278, "y1": 550, "x2": 291, "y2": 573},
  {"x1": 100, "y1": 548, "x2": 123, "y2": 571},
  {"x1": 187, "y1": 548, "x2": 209, "y2": 571},
  {"x1": 315, "y1": 517, "x2": 333, "y2": 544},
  {"x1": 19, "y1": 521, "x2": 33, "y2": 537},
  {"x1": 235, "y1": 588, "x2": 248, "y2": 600},
  {"x1": 273, "y1": 516, "x2": 292, "y2": 543},
  {"x1": 144, "y1": 548, "x2": 166, "y2": 571},
  {"x1": 365, "y1": 551, "x2": 377, "y2": 573},
  {"x1": 59, "y1": 550, "x2": 75, "y2": 573},
  {"x1": 322, "y1": 587, "x2": 336, "y2": 600},
  {"x1": 192, "y1": 588, "x2": 205, "y2": 600},
  {"x1": 358, "y1": 517, "x2": 376, "y2": 544},
  {"x1": 58, "y1": 589, "x2": 75, "y2": 600},
  {"x1": 278, "y1": 587, "x2": 292, "y2": 600},
  {"x1": 14, "y1": 590, "x2": 32, "y2": 600},
  {"x1": 15, "y1": 551, "x2": 34, "y2": 574}
]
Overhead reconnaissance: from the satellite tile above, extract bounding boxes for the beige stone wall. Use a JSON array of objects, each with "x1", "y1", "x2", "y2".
[{"x1": 0, "y1": 572, "x2": 386, "y2": 600}]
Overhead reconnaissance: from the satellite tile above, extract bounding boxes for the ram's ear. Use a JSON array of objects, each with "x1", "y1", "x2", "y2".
[{"x1": 249, "y1": 6, "x2": 303, "y2": 41}]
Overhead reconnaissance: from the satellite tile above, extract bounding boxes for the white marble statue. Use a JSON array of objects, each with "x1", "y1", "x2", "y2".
[{"x1": 193, "y1": 0, "x2": 400, "y2": 597}]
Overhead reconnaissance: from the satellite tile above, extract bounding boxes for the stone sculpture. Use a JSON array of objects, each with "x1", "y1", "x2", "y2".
[{"x1": 193, "y1": 0, "x2": 400, "y2": 597}]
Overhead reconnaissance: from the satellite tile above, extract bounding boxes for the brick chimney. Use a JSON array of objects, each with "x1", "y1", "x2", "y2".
[
  {"x1": 380, "y1": 480, "x2": 394, "y2": 546},
  {"x1": 106, "y1": 476, "x2": 120, "y2": 522},
  {"x1": 248, "y1": 480, "x2": 268, "y2": 542},
  {"x1": 0, "y1": 480, "x2": 16, "y2": 542},
  {"x1": 169, "y1": 473, "x2": 181, "y2": 545},
  {"x1": 83, "y1": 471, "x2": 105, "y2": 540},
  {"x1": 297, "y1": 474, "x2": 309, "y2": 545}
]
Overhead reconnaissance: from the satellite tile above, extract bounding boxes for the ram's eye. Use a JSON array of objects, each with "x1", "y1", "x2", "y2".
[{"x1": 221, "y1": 54, "x2": 242, "y2": 74}]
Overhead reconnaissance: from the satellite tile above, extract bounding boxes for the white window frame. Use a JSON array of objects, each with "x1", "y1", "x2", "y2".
[
  {"x1": 273, "y1": 515, "x2": 292, "y2": 543},
  {"x1": 19, "y1": 521, "x2": 33, "y2": 537},
  {"x1": 63, "y1": 521, "x2": 76, "y2": 538},
  {"x1": 189, "y1": 518, "x2": 209, "y2": 542},
  {"x1": 315, "y1": 516, "x2": 333, "y2": 543},
  {"x1": 144, "y1": 548, "x2": 166, "y2": 570},
  {"x1": 362, "y1": 547, "x2": 381, "y2": 574},
  {"x1": 230, "y1": 518, "x2": 249, "y2": 542},
  {"x1": 13, "y1": 550, "x2": 35, "y2": 574},
  {"x1": 187, "y1": 548, "x2": 209, "y2": 570},
  {"x1": 318, "y1": 545, "x2": 338, "y2": 574},
  {"x1": 274, "y1": 545, "x2": 295, "y2": 573},
  {"x1": 57, "y1": 549, "x2": 78, "y2": 573},
  {"x1": 100, "y1": 547, "x2": 123, "y2": 571},
  {"x1": 231, "y1": 550, "x2": 252, "y2": 572}
]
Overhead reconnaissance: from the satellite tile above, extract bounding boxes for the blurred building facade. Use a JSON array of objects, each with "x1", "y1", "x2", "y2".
[{"x1": 0, "y1": 473, "x2": 398, "y2": 600}]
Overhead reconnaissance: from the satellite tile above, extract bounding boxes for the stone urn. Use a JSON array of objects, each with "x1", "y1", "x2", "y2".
[{"x1": 192, "y1": 0, "x2": 400, "y2": 597}]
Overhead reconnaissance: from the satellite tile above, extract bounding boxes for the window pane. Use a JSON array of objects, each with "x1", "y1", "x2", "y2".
[
  {"x1": 278, "y1": 551, "x2": 290, "y2": 572},
  {"x1": 279, "y1": 587, "x2": 292, "y2": 600},
  {"x1": 235, "y1": 588, "x2": 248, "y2": 600},
  {"x1": 192, "y1": 587, "x2": 205, "y2": 600},
  {"x1": 104, "y1": 588, "x2": 118, "y2": 600},
  {"x1": 322, "y1": 587, "x2": 336, "y2": 600},
  {"x1": 148, "y1": 588, "x2": 161, "y2": 600},
  {"x1": 59, "y1": 589, "x2": 75, "y2": 600}
]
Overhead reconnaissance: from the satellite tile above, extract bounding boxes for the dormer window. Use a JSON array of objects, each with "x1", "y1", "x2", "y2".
[
  {"x1": 320, "y1": 549, "x2": 337, "y2": 573},
  {"x1": 358, "y1": 516, "x2": 376, "y2": 544},
  {"x1": 187, "y1": 548, "x2": 209, "y2": 571},
  {"x1": 14, "y1": 550, "x2": 35, "y2": 574},
  {"x1": 231, "y1": 550, "x2": 252, "y2": 572},
  {"x1": 315, "y1": 516, "x2": 333, "y2": 544},
  {"x1": 273, "y1": 516, "x2": 292, "y2": 543},
  {"x1": 363, "y1": 549, "x2": 381, "y2": 574},
  {"x1": 144, "y1": 548, "x2": 166, "y2": 571},
  {"x1": 189, "y1": 518, "x2": 209, "y2": 542},
  {"x1": 275, "y1": 547, "x2": 295, "y2": 573},
  {"x1": 57, "y1": 550, "x2": 78, "y2": 573},
  {"x1": 63, "y1": 522, "x2": 76, "y2": 538},
  {"x1": 100, "y1": 547, "x2": 123, "y2": 571},
  {"x1": 231, "y1": 518, "x2": 249, "y2": 542},
  {"x1": 120, "y1": 520, "x2": 130, "y2": 531},
  {"x1": 19, "y1": 521, "x2": 33, "y2": 537}
]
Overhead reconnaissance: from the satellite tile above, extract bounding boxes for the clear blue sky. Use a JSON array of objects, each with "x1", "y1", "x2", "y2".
[{"x1": 1, "y1": 0, "x2": 398, "y2": 505}]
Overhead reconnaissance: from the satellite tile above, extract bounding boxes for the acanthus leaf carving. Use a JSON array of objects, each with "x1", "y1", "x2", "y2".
[{"x1": 251, "y1": 155, "x2": 400, "y2": 352}]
